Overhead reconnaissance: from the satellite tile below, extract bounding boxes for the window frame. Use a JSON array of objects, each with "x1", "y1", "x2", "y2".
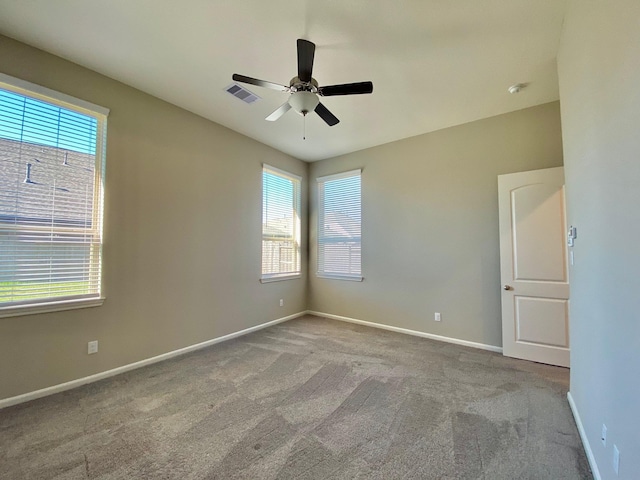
[
  {"x1": 0, "y1": 73, "x2": 108, "y2": 318},
  {"x1": 260, "y1": 164, "x2": 302, "y2": 283},
  {"x1": 316, "y1": 169, "x2": 363, "y2": 282}
]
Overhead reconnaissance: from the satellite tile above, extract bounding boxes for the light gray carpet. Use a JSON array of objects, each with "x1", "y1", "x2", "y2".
[{"x1": 1, "y1": 315, "x2": 591, "y2": 479}]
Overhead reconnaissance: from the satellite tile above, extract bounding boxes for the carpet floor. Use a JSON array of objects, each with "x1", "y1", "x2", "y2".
[{"x1": 1, "y1": 315, "x2": 591, "y2": 479}]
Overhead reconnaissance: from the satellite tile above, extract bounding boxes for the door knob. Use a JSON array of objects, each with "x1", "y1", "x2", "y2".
[{"x1": 504, "y1": 285, "x2": 513, "y2": 291}]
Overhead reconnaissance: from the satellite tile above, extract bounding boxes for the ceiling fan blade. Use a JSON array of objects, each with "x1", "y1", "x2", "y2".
[
  {"x1": 265, "y1": 102, "x2": 292, "y2": 121},
  {"x1": 297, "y1": 39, "x2": 315, "y2": 83},
  {"x1": 232, "y1": 74, "x2": 289, "y2": 92},
  {"x1": 315, "y1": 102, "x2": 339, "y2": 126},
  {"x1": 318, "y1": 81, "x2": 374, "y2": 96}
]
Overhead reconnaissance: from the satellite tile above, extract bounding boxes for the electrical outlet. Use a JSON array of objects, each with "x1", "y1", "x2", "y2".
[
  {"x1": 279, "y1": 299, "x2": 284, "y2": 307},
  {"x1": 434, "y1": 312, "x2": 441, "y2": 322},
  {"x1": 88, "y1": 340, "x2": 98, "y2": 355},
  {"x1": 601, "y1": 424, "x2": 607, "y2": 446},
  {"x1": 613, "y1": 444, "x2": 620, "y2": 476}
]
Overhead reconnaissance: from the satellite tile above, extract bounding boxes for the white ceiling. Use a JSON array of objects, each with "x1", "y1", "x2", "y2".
[{"x1": 0, "y1": 0, "x2": 567, "y2": 162}]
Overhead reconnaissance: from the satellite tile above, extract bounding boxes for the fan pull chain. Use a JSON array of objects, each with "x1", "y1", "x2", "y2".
[{"x1": 303, "y1": 114, "x2": 306, "y2": 140}]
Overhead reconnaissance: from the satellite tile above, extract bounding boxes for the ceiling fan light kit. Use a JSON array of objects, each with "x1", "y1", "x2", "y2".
[
  {"x1": 289, "y1": 91, "x2": 319, "y2": 116},
  {"x1": 232, "y1": 38, "x2": 373, "y2": 129}
]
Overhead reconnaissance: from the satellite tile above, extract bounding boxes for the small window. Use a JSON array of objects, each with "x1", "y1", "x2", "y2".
[
  {"x1": 317, "y1": 169, "x2": 362, "y2": 281},
  {"x1": 0, "y1": 74, "x2": 108, "y2": 316},
  {"x1": 261, "y1": 165, "x2": 301, "y2": 282}
]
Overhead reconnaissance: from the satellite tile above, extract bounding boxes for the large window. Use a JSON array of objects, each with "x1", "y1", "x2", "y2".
[
  {"x1": 261, "y1": 165, "x2": 301, "y2": 281},
  {"x1": 317, "y1": 169, "x2": 362, "y2": 280},
  {"x1": 0, "y1": 74, "x2": 108, "y2": 316}
]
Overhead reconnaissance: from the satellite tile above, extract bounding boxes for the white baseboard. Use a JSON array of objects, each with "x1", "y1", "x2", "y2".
[
  {"x1": 1, "y1": 311, "x2": 502, "y2": 409},
  {"x1": 307, "y1": 311, "x2": 503, "y2": 353},
  {"x1": 0, "y1": 311, "x2": 307, "y2": 410},
  {"x1": 567, "y1": 391, "x2": 601, "y2": 480}
]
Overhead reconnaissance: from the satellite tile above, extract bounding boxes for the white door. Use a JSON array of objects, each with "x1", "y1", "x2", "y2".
[{"x1": 498, "y1": 167, "x2": 570, "y2": 367}]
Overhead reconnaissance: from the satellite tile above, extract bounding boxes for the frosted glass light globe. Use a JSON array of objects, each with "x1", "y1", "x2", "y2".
[{"x1": 288, "y1": 91, "x2": 319, "y2": 116}]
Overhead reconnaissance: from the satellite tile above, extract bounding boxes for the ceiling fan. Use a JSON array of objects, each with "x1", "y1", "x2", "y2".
[{"x1": 232, "y1": 39, "x2": 373, "y2": 127}]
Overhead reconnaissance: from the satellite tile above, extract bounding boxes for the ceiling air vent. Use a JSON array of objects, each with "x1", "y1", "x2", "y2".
[{"x1": 225, "y1": 83, "x2": 260, "y2": 104}]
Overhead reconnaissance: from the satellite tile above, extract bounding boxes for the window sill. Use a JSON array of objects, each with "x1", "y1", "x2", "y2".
[
  {"x1": 260, "y1": 274, "x2": 302, "y2": 283},
  {"x1": 316, "y1": 274, "x2": 364, "y2": 282},
  {"x1": 0, "y1": 297, "x2": 105, "y2": 319}
]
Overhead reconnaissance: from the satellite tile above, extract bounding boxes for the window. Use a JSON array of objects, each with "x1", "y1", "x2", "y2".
[
  {"x1": 0, "y1": 74, "x2": 108, "y2": 316},
  {"x1": 261, "y1": 165, "x2": 301, "y2": 281},
  {"x1": 317, "y1": 169, "x2": 362, "y2": 281}
]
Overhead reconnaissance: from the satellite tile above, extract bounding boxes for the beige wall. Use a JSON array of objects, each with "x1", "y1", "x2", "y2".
[
  {"x1": 0, "y1": 35, "x2": 566, "y2": 402},
  {"x1": 0, "y1": 36, "x2": 308, "y2": 400},
  {"x1": 309, "y1": 102, "x2": 563, "y2": 348},
  {"x1": 558, "y1": 1, "x2": 640, "y2": 477}
]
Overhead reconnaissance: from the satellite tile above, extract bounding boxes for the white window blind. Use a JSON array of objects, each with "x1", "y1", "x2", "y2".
[
  {"x1": 261, "y1": 165, "x2": 301, "y2": 281},
  {"x1": 317, "y1": 169, "x2": 362, "y2": 280},
  {"x1": 0, "y1": 74, "x2": 108, "y2": 313}
]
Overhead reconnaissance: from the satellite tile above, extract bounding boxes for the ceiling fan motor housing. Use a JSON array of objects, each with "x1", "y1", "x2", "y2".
[{"x1": 289, "y1": 76, "x2": 319, "y2": 92}]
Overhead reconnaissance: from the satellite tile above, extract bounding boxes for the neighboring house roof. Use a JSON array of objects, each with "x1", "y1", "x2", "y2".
[
  {"x1": 0, "y1": 137, "x2": 96, "y2": 227},
  {"x1": 323, "y1": 211, "x2": 361, "y2": 239},
  {"x1": 262, "y1": 212, "x2": 360, "y2": 241},
  {"x1": 263, "y1": 217, "x2": 294, "y2": 239}
]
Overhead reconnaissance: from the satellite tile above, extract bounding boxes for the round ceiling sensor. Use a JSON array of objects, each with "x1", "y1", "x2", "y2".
[{"x1": 508, "y1": 83, "x2": 527, "y2": 94}]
